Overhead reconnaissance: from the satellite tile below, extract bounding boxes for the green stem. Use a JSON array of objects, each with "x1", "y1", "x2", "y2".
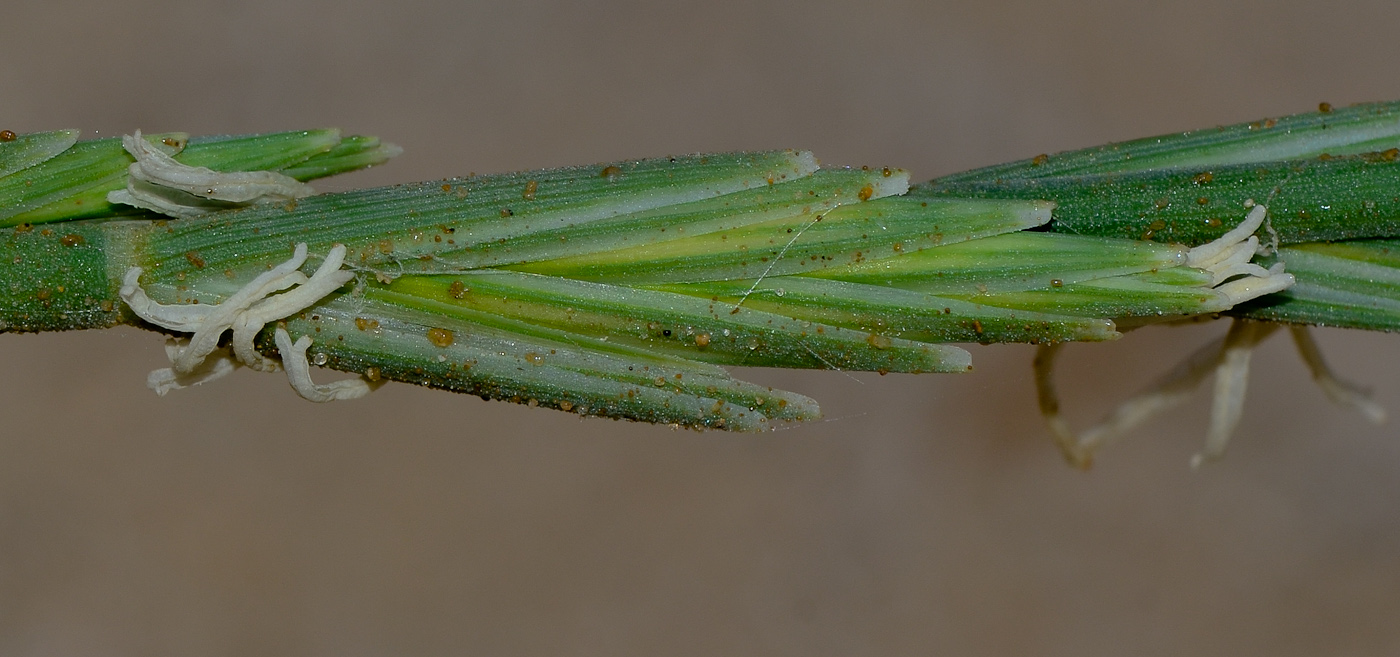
[
  {"x1": 916, "y1": 155, "x2": 1400, "y2": 246},
  {"x1": 0, "y1": 220, "x2": 141, "y2": 332}
]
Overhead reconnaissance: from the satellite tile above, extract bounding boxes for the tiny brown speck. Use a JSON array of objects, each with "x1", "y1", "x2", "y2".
[
  {"x1": 184, "y1": 251, "x2": 206, "y2": 268},
  {"x1": 695, "y1": 333, "x2": 711, "y2": 347},
  {"x1": 858, "y1": 184, "x2": 874, "y2": 201},
  {"x1": 1191, "y1": 171, "x2": 1214, "y2": 185},
  {"x1": 1031, "y1": 154, "x2": 1049, "y2": 166},
  {"x1": 522, "y1": 180, "x2": 538, "y2": 200},
  {"x1": 1319, "y1": 102, "x2": 1333, "y2": 113},
  {"x1": 600, "y1": 165, "x2": 622, "y2": 180},
  {"x1": 60, "y1": 234, "x2": 84, "y2": 247},
  {"x1": 448, "y1": 280, "x2": 467, "y2": 299},
  {"x1": 0, "y1": 130, "x2": 16, "y2": 142}
]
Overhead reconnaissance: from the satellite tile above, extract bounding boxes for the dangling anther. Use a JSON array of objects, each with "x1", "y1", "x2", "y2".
[
  {"x1": 146, "y1": 338, "x2": 240, "y2": 396},
  {"x1": 1289, "y1": 326, "x2": 1388, "y2": 424},
  {"x1": 275, "y1": 327, "x2": 381, "y2": 402},
  {"x1": 1192, "y1": 319, "x2": 1279, "y2": 468},
  {"x1": 121, "y1": 242, "x2": 376, "y2": 402},
  {"x1": 123, "y1": 244, "x2": 315, "y2": 374},
  {"x1": 1034, "y1": 203, "x2": 1299, "y2": 467},
  {"x1": 108, "y1": 130, "x2": 314, "y2": 218},
  {"x1": 230, "y1": 244, "x2": 354, "y2": 372}
]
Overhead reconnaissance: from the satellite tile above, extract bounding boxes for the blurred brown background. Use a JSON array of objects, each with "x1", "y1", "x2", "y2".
[{"x1": 4, "y1": 1, "x2": 1400, "y2": 655}]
